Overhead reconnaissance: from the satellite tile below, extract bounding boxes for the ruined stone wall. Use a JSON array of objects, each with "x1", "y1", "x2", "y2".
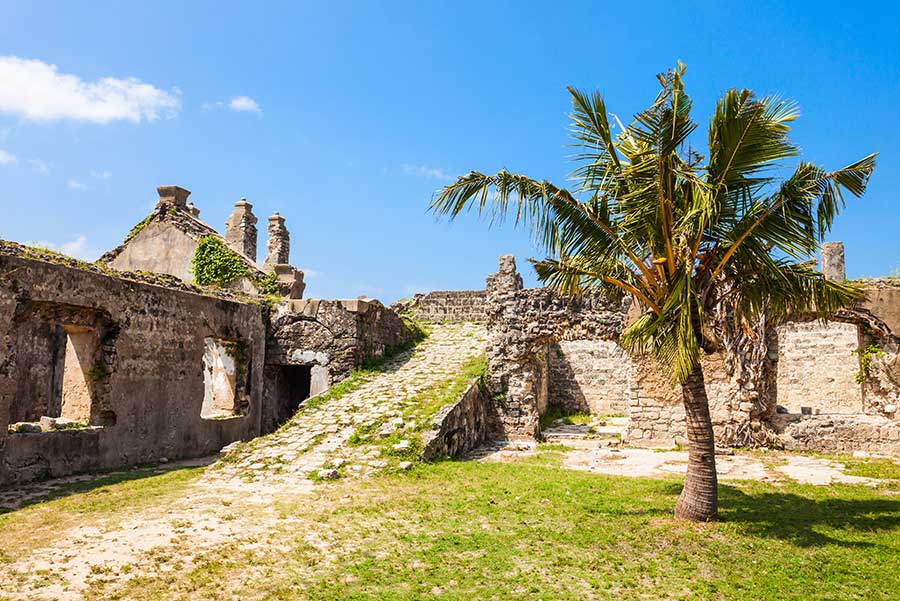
[
  {"x1": 626, "y1": 352, "x2": 750, "y2": 447},
  {"x1": 547, "y1": 340, "x2": 630, "y2": 416},
  {"x1": 394, "y1": 290, "x2": 487, "y2": 323},
  {"x1": 421, "y1": 382, "x2": 501, "y2": 460},
  {"x1": 0, "y1": 251, "x2": 267, "y2": 486},
  {"x1": 484, "y1": 255, "x2": 627, "y2": 438},
  {"x1": 774, "y1": 321, "x2": 862, "y2": 414},
  {"x1": 263, "y1": 298, "x2": 413, "y2": 431},
  {"x1": 779, "y1": 414, "x2": 900, "y2": 455}
]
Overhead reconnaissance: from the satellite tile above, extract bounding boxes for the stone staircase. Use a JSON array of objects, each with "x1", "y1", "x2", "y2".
[{"x1": 541, "y1": 416, "x2": 629, "y2": 448}]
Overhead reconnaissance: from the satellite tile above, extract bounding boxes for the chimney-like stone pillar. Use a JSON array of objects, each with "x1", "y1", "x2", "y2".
[
  {"x1": 264, "y1": 212, "x2": 290, "y2": 270},
  {"x1": 486, "y1": 253, "x2": 524, "y2": 294},
  {"x1": 156, "y1": 185, "x2": 190, "y2": 210},
  {"x1": 821, "y1": 242, "x2": 846, "y2": 282},
  {"x1": 225, "y1": 198, "x2": 259, "y2": 262}
]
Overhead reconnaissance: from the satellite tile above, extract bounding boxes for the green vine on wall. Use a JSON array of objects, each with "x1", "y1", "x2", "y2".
[
  {"x1": 123, "y1": 214, "x2": 155, "y2": 244},
  {"x1": 252, "y1": 272, "x2": 280, "y2": 296},
  {"x1": 191, "y1": 236, "x2": 250, "y2": 288},
  {"x1": 852, "y1": 344, "x2": 885, "y2": 384}
]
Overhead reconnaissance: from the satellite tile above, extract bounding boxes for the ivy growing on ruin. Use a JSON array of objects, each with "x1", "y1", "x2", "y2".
[
  {"x1": 123, "y1": 214, "x2": 155, "y2": 244},
  {"x1": 191, "y1": 236, "x2": 251, "y2": 288},
  {"x1": 853, "y1": 344, "x2": 885, "y2": 384}
]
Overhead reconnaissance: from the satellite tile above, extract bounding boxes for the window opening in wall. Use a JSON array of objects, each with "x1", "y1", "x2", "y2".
[
  {"x1": 201, "y1": 338, "x2": 250, "y2": 419},
  {"x1": 8, "y1": 324, "x2": 102, "y2": 434}
]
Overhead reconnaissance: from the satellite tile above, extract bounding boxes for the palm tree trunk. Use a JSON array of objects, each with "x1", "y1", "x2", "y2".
[{"x1": 674, "y1": 365, "x2": 718, "y2": 521}]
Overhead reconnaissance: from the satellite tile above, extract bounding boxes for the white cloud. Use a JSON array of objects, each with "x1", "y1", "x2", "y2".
[
  {"x1": 402, "y1": 163, "x2": 453, "y2": 181},
  {"x1": 23, "y1": 235, "x2": 100, "y2": 261},
  {"x1": 68, "y1": 179, "x2": 88, "y2": 190},
  {"x1": 0, "y1": 149, "x2": 16, "y2": 165},
  {"x1": 90, "y1": 169, "x2": 112, "y2": 179},
  {"x1": 203, "y1": 95, "x2": 262, "y2": 115},
  {"x1": 299, "y1": 266, "x2": 320, "y2": 279},
  {"x1": 27, "y1": 158, "x2": 49, "y2": 174},
  {"x1": 0, "y1": 56, "x2": 181, "y2": 124},
  {"x1": 404, "y1": 283, "x2": 437, "y2": 295}
]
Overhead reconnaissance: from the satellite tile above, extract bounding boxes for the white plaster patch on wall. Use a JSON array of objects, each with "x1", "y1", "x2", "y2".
[{"x1": 290, "y1": 349, "x2": 330, "y2": 365}]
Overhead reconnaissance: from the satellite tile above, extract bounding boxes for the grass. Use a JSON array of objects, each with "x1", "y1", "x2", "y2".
[
  {"x1": 0, "y1": 466, "x2": 203, "y2": 565},
  {"x1": 816, "y1": 453, "x2": 900, "y2": 481},
  {"x1": 539, "y1": 408, "x2": 594, "y2": 431},
  {"x1": 56, "y1": 455, "x2": 900, "y2": 601},
  {"x1": 347, "y1": 354, "x2": 486, "y2": 462}
]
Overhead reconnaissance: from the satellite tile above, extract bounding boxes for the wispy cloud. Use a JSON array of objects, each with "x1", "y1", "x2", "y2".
[
  {"x1": 90, "y1": 169, "x2": 112, "y2": 180},
  {"x1": 0, "y1": 149, "x2": 16, "y2": 165},
  {"x1": 27, "y1": 158, "x2": 49, "y2": 174},
  {"x1": 402, "y1": 163, "x2": 453, "y2": 181},
  {"x1": 202, "y1": 95, "x2": 262, "y2": 115},
  {"x1": 299, "y1": 266, "x2": 320, "y2": 279},
  {"x1": 67, "y1": 179, "x2": 88, "y2": 190},
  {"x1": 0, "y1": 56, "x2": 180, "y2": 124},
  {"x1": 23, "y1": 235, "x2": 100, "y2": 261},
  {"x1": 404, "y1": 283, "x2": 437, "y2": 295}
]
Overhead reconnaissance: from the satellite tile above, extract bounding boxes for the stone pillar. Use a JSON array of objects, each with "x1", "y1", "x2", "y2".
[
  {"x1": 821, "y1": 242, "x2": 846, "y2": 282},
  {"x1": 484, "y1": 254, "x2": 542, "y2": 440},
  {"x1": 224, "y1": 198, "x2": 258, "y2": 262},
  {"x1": 485, "y1": 254, "x2": 523, "y2": 295},
  {"x1": 155, "y1": 185, "x2": 190, "y2": 210},
  {"x1": 264, "y1": 213, "x2": 290, "y2": 270}
]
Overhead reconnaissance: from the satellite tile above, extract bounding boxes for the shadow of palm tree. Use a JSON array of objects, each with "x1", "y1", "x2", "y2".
[{"x1": 717, "y1": 484, "x2": 900, "y2": 548}]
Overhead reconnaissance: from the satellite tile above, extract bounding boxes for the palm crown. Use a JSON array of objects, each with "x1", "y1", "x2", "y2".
[{"x1": 431, "y1": 63, "x2": 876, "y2": 383}]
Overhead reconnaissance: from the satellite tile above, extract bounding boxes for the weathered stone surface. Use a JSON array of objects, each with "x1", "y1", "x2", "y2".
[
  {"x1": 421, "y1": 381, "x2": 500, "y2": 460},
  {"x1": 0, "y1": 248, "x2": 267, "y2": 487},
  {"x1": 821, "y1": 241, "x2": 846, "y2": 282},
  {"x1": 392, "y1": 290, "x2": 487, "y2": 323},
  {"x1": 224, "y1": 198, "x2": 258, "y2": 263},
  {"x1": 264, "y1": 212, "x2": 290, "y2": 270}
]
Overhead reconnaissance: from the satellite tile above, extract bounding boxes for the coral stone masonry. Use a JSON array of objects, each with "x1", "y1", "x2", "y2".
[{"x1": 1, "y1": 188, "x2": 899, "y2": 487}]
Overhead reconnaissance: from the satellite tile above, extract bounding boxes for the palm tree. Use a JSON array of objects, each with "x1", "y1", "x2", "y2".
[{"x1": 430, "y1": 63, "x2": 876, "y2": 521}]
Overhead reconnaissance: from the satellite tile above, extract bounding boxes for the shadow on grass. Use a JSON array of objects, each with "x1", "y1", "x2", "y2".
[
  {"x1": 0, "y1": 458, "x2": 212, "y2": 515},
  {"x1": 717, "y1": 484, "x2": 900, "y2": 548}
]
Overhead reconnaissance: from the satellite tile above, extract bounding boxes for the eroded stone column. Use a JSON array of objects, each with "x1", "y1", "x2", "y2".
[
  {"x1": 225, "y1": 198, "x2": 259, "y2": 262},
  {"x1": 264, "y1": 213, "x2": 290, "y2": 270},
  {"x1": 821, "y1": 242, "x2": 846, "y2": 282}
]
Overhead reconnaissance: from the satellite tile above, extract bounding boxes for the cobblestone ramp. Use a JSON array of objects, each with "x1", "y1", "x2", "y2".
[{"x1": 209, "y1": 322, "x2": 487, "y2": 485}]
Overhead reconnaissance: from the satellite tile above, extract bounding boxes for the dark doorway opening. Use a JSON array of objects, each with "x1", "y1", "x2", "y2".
[{"x1": 277, "y1": 365, "x2": 312, "y2": 425}]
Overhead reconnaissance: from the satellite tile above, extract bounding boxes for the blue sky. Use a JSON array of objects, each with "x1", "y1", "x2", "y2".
[{"x1": 2, "y1": 1, "x2": 898, "y2": 302}]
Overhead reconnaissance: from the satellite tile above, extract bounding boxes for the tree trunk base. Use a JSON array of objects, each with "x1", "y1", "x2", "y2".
[{"x1": 675, "y1": 365, "x2": 718, "y2": 522}]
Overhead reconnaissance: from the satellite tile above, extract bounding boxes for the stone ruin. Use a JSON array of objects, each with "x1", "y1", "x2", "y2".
[
  {"x1": 2, "y1": 186, "x2": 899, "y2": 487},
  {"x1": 0, "y1": 186, "x2": 412, "y2": 485},
  {"x1": 403, "y1": 251, "x2": 900, "y2": 457}
]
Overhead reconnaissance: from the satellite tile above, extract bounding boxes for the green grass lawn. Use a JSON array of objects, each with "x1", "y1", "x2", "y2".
[{"x1": 6, "y1": 453, "x2": 882, "y2": 600}]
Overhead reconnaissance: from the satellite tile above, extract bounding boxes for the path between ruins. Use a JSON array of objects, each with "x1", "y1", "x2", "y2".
[
  {"x1": 0, "y1": 323, "x2": 487, "y2": 599},
  {"x1": 1, "y1": 321, "x2": 894, "y2": 599}
]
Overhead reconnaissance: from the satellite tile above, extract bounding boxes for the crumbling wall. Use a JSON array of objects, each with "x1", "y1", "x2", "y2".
[
  {"x1": 778, "y1": 414, "x2": 900, "y2": 455},
  {"x1": 626, "y1": 352, "x2": 750, "y2": 447},
  {"x1": 421, "y1": 381, "x2": 501, "y2": 460},
  {"x1": 393, "y1": 290, "x2": 487, "y2": 323},
  {"x1": 774, "y1": 321, "x2": 862, "y2": 414},
  {"x1": 263, "y1": 298, "x2": 413, "y2": 431},
  {"x1": 548, "y1": 340, "x2": 630, "y2": 415},
  {"x1": 0, "y1": 247, "x2": 267, "y2": 486},
  {"x1": 483, "y1": 255, "x2": 627, "y2": 439}
]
